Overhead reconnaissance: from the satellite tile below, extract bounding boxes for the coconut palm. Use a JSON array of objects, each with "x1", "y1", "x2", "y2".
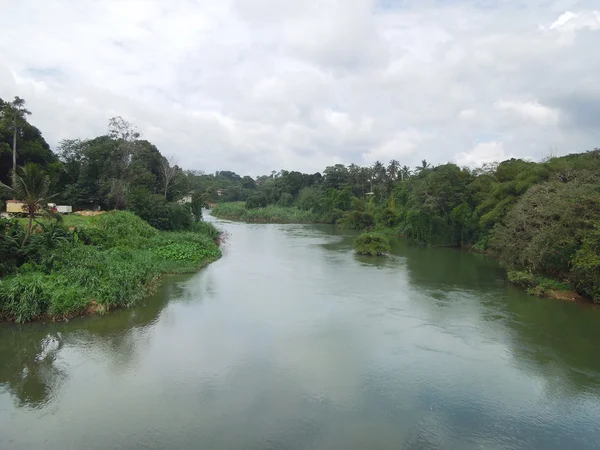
[
  {"x1": 372, "y1": 161, "x2": 386, "y2": 184},
  {"x1": 400, "y1": 165, "x2": 412, "y2": 180},
  {"x1": 0, "y1": 163, "x2": 56, "y2": 246},
  {"x1": 387, "y1": 160, "x2": 400, "y2": 180},
  {"x1": 415, "y1": 159, "x2": 431, "y2": 173}
]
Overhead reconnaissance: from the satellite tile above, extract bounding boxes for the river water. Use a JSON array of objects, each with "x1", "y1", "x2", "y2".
[{"x1": 1, "y1": 215, "x2": 600, "y2": 449}]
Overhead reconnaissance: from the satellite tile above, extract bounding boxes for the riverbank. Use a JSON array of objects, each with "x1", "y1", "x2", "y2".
[
  {"x1": 212, "y1": 202, "x2": 325, "y2": 224},
  {"x1": 0, "y1": 212, "x2": 221, "y2": 323},
  {"x1": 211, "y1": 205, "x2": 592, "y2": 304}
]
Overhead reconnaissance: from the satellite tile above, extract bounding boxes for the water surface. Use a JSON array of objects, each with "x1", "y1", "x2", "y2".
[{"x1": 1, "y1": 216, "x2": 599, "y2": 449}]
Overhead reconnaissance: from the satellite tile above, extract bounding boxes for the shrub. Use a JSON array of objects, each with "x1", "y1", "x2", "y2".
[
  {"x1": 246, "y1": 193, "x2": 268, "y2": 209},
  {"x1": 0, "y1": 210, "x2": 222, "y2": 322},
  {"x1": 340, "y1": 210, "x2": 375, "y2": 230},
  {"x1": 168, "y1": 202, "x2": 193, "y2": 231},
  {"x1": 0, "y1": 273, "x2": 52, "y2": 323},
  {"x1": 354, "y1": 232, "x2": 391, "y2": 256},
  {"x1": 278, "y1": 192, "x2": 294, "y2": 207},
  {"x1": 212, "y1": 202, "x2": 323, "y2": 224},
  {"x1": 377, "y1": 208, "x2": 400, "y2": 228},
  {"x1": 192, "y1": 220, "x2": 221, "y2": 243},
  {"x1": 489, "y1": 180, "x2": 600, "y2": 280},
  {"x1": 571, "y1": 226, "x2": 600, "y2": 303}
]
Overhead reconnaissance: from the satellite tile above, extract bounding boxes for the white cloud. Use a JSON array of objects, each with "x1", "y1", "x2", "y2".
[
  {"x1": 456, "y1": 141, "x2": 511, "y2": 168},
  {"x1": 362, "y1": 129, "x2": 426, "y2": 164},
  {"x1": 548, "y1": 10, "x2": 600, "y2": 32},
  {"x1": 0, "y1": 0, "x2": 599, "y2": 175},
  {"x1": 494, "y1": 100, "x2": 560, "y2": 126}
]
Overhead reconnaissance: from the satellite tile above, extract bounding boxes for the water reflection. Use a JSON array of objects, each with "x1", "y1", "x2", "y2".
[
  {"x1": 1, "y1": 219, "x2": 599, "y2": 449},
  {"x1": 0, "y1": 275, "x2": 187, "y2": 409}
]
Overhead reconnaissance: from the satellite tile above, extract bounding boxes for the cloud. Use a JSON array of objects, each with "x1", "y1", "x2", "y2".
[
  {"x1": 494, "y1": 100, "x2": 560, "y2": 126},
  {"x1": 0, "y1": 1, "x2": 598, "y2": 175},
  {"x1": 456, "y1": 141, "x2": 511, "y2": 168},
  {"x1": 547, "y1": 10, "x2": 600, "y2": 32}
]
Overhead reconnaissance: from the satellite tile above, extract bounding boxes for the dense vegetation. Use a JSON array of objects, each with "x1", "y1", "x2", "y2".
[
  {"x1": 354, "y1": 233, "x2": 391, "y2": 256},
  {"x1": 0, "y1": 212, "x2": 221, "y2": 323},
  {"x1": 0, "y1": 98, "x2": 211, "y2": 231},
  {"x1": 212, "y1": 202, "x2": 323, "y2": 224},
  {"x1": 2, "y1": 95, "x2": 599, "y2": 304},
  {"x1": 210, "y1": 154, "x2": 600, "y2": 303},
  {"x1": 0, "y1": 96, "x2": 224, "y2": 323}
]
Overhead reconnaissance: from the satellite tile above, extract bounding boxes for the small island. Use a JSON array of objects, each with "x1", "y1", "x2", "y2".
[{"x1": 354, "y1": 232, "x2": 391, "y2": 256}]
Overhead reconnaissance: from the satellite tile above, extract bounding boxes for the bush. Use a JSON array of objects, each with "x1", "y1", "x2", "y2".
[
  {"x1": 0, "y1": 273, "x2": 52, "y2": 323},
  {"x1": 192, "y1": 220, "x2": 221, "y2": 243},
  {"x1": 246, "y1": 193, "x2": 268, "y2": 209},
  {"x1": 128, "y1": 188, "x2": 194, "y2": 231},
  {"x1": 571, "y1": 226, "x2": 600, "y2": 303},
  {"x1": 278, "y1": 192, "x2": 294, "y2": 207},
  {"x1": 489, "y1": 180, "x2": 600, "y2": 280},
  {"x1": 168, "y1": 202, "x2": 193, "y2": 231},
  {"x1": 297, "y1": 187, "x2": 321, "y2": 211},
  {"x1": 0, "y1": 210, "x2": 222, "y2": 322},
  {"x1": 212, "y1": 202, "x2": 323, "y2": 223},
  {"x1": 354, "y1": 232, "x2": 391, "y2": 256},
  {"x1": 377, "y1": 208, "x2": 400, "y2": 228},
  {"x1": 340, "y1": 210, "x2": 375, "y2": 230}
]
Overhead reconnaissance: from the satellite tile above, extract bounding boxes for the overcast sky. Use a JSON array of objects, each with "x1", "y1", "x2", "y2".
[{"x1": 1, "y1": 0, "x2": 598, "y2": 175}]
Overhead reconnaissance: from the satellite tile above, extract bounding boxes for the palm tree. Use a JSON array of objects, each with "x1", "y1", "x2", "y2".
[
  {"x1": 415, "y1": 159, "x2": 431, "y2": 173},
  {"x1": 1, "y1": 97, "x2": 31, "y2": 178},
  {"x1": 373, "y1": 161, "x2": 386, "y2": 183},
  {"x1": 400, "y1": 165, "x2": 412, "y2": 180},
  {"x1": 0, "y1": 163, "x2": 56, "y2": 246},
  {"x1": 387, "y1": 160, "x2": 400, "y2": 180}
]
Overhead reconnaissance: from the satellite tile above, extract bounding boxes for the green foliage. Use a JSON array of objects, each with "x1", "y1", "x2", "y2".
[
  {"x1": 0, "y1": 211, "x2": 221, "y2": 322},
  {"x1": 278, "y1": 192, "x2": 294, "y2": 207},
  {"x1": 246, "y1": 192, "x2": 268, "y2": 209},
  {"x1": 490, "y1": 179, "x2": 600, "y2": 279},
  {"x1": 297, "y1": 187, "x2": 322, "y2": 211},
  {"x1": 213, "y1": 202, "x2": 323, "y2": 224},
  {"x1": 0, "y1": 273, "x2": 52, "y2": 323},
  {"x1": 192, "y1": 220, "x2": 221, "y2": 243},
  {"x1": 507, "y1": 270, "x2": 573, "y2": 297},
  {"x1": 339, "y1": 210, "x2": 375, "y2": 230},
  {"x1": 571, "y1": 226, "x2": 600, "y2": 303},
  {"x1": 354, "y1": 232, "x2": 391, "y2": 256}
]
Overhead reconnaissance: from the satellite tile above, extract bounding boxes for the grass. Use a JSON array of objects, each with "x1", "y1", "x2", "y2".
[
  {"x1": 16, "y1": 214, "x2": 94, "y2": 229},
  {"x1": 0, "y1": 211, "x2": 221, "y2": 323},
  {"x1": 507, "y1": 269, "x2": 574, "y2": 297},
  {"x1": 212, "y1": 202, "x2": 323, "y2": 224}
]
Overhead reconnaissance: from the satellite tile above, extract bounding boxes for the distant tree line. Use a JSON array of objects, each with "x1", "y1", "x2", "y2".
[
  {"x1": 210, "y1": 153, "x2": 600, "y2": 303},
  {"x1": 1, "y1": 96, "x2": 599, "y2": 301}
]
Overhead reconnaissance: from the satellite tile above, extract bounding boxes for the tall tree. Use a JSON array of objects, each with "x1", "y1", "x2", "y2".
[
  {"x1": 400, "y1": 165, "x2": 412, "y2": 180},
  {"x1": 372, "y1": 161, "x2": 386, "y2": 184},
  {"x1": 160, "y1": 156, "x2": 178, "y2": 199},
  {"x1": 415, "y1": 159, "x2": 431, "y2": 173},
  {"x1": 387, "y1": 160, "x2": 400, "y2": 181},
  {"x1": 1, "y1": 97, "x2": 31, "y2": 177}
]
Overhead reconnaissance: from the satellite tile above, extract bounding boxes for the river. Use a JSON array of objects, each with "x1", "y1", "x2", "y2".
[{"x1": 1, "y1": 215, "x2": 600, "y2": 449}]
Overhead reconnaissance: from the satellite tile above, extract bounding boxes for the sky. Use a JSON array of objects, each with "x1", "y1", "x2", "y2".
[{"x1": 0, "y1": 0, "x2": 599, "y2": 176}]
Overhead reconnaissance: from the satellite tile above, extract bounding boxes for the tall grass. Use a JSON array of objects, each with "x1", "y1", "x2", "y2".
[
  {"x1": 212, "y1": 202, "x2": 323, "y2": 224},
  {"x1": 0, "y1": 211, "x2": 222, "y2": 323}
]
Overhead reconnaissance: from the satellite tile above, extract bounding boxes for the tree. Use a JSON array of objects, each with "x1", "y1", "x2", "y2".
[
  {"x1": 0, "y1": 164, "x2": 55, "y2": 246},
  {"x1": 160, "y1": 156, "x2": 178, "y2": 199},
  {"x1": 1, "y1": 97, "x2": 31, "y2": 179},
  {"x1": 387, "y1": 160, "x2": 400, "y2": 180},
  {"x1": 372, "y1": 161, "x2": 386, "y2": 183},
  {"x1": 108, "y1": 116, "x2": 140, "y2": 142},
  {"x1": 415, "y1": 159, "x2": 430, "y2": 173},
  {"x1": 400, "y1": 165, "x2": 412, "y2": 180}
]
